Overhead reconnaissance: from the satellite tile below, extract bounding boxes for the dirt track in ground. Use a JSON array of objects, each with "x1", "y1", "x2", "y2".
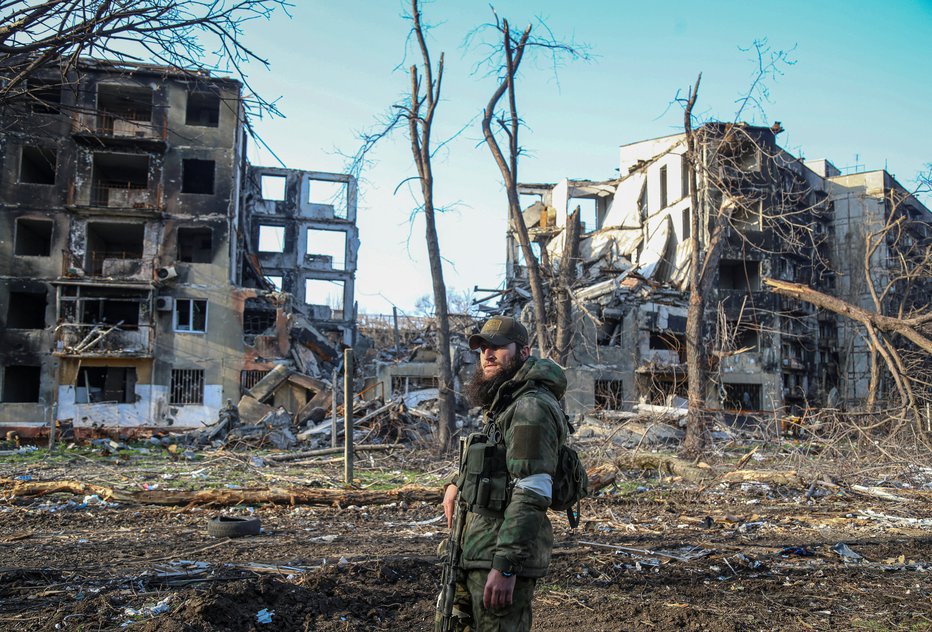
[{"x1": 1, "y1": 445, "x2": 930, "y2": 631}]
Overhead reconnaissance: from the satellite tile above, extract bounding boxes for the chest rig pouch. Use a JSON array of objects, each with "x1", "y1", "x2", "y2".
[{"x1": 458, "y1": 423, "x2": 509, "y2": 519}]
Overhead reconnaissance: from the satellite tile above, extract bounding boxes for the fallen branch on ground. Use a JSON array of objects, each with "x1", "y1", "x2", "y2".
[
  {"x1": 267, "y1": 444, "x2": 397, "y2": 463},
  {"x1": 1, "y1": 478, "x2": 442, "y2": 507}
]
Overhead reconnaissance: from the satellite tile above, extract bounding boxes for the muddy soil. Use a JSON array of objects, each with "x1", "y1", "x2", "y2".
[{"x1": 1, "y1": 445, "x2": 930, "y2": 631}]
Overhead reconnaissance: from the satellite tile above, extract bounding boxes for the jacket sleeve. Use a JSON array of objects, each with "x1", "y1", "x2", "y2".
[{"x1": 492, "y1": 393, "x2": 560, "y2": 573}]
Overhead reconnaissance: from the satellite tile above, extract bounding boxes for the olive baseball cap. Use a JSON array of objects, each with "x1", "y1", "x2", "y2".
[{"x1": 468, "y1": 316, "x2": 529, "y2": 350}]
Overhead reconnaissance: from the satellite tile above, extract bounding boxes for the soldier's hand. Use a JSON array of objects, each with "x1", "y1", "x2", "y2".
[
  {"x1": 442, "y1": 484, "x2": 458, "y2": 529},
  {"x1": 483, "y1": 569, "x2": 516, "y2": 609}
]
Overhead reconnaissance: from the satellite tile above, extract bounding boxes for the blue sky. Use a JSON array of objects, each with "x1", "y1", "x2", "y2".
[{"x1": 238, "y1": 1, "x2": 932, "y2": 315}]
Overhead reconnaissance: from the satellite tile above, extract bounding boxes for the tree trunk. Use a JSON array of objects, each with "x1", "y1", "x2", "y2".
[
  {"x1": 407, "y1": 1, "x2": 455, "y2": 450},
  {"x1": 680, "y1": 74, "x2": 710, "y2": 458},
  {"x1": 554, "y1": 207, "x2": 581, "y2": 365}
]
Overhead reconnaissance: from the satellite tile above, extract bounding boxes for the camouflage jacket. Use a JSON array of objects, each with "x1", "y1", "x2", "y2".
[{"x1": 457, "y1": 356, "x2": 568, "y2": 578}]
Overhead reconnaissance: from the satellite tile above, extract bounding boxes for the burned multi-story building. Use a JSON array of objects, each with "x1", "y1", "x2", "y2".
[
  {"x1": 505, "y1": 123, "x2": 930, "y2": 418},
  {"x1": 0, "y1": 60, "x2": 358, "y2": 437}
]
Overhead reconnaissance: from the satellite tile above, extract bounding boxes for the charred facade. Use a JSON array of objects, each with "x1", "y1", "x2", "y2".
[
  {"x1": 0, "y1": 60, "x2": 359, "y2": 437},
  {"x1": 500, "y1": 123, "x2": 930, "y2": 418}
]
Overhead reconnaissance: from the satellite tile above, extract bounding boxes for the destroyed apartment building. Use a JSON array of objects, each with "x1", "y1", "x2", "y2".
[
  {"x1": 0, "y1": 60, "x2": 360, "y2": 437},
  {"x1": 501, "y1": 123, "x2": 931, "y2": 418}
]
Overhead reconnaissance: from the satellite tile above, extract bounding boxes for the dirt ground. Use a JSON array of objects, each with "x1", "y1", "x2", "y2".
[{"x1": 1, "y1": 441, "x2": 930, "y2": 632}]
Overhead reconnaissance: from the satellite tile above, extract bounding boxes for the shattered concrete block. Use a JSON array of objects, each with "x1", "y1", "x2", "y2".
[
  {"x1": 258, "y1": 407, "x2": 293, "y2": 428},
  {"x1": 291, "y1": 316, "x2": 338, "y2": 362},
  {"x1": 237, "y1": 395, "x2": 274, "y2": 425},
  {"x1": 247, "y1": 364, "x2": 293, "y2": 402}
]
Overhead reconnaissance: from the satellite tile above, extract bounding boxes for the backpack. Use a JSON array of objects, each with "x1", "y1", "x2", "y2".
[{"x1": 549, "y1": 417, "x2": 588, "y2": 528}]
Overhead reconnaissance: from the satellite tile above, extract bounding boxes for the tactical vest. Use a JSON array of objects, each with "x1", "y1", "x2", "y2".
[{"x1": 457, "y1": 424, "x2": 510, "y2": 519}]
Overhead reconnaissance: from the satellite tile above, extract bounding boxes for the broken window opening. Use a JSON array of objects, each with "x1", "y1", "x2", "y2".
[
  {"x1": 637, "y1": 180, "x2": 648, "y2": 220},
  {"x1": 681, "y1": 207, "x2": 691, "y2": 240},
  {"x1": 177, "y1": 226, "x2": 213, "y2": 263},
  {"x1": 170, "y1": 368, "x2": 204, "y2": 405},
  {"x1": 1, "y1": 365, "x2": 41, "y2": 403},
  {"x1": 19, "y1": 146, "x2": 57, "y2": 184},
  {"x1": 720, "y1": 139, "x2": 761, "y2": 173},
  {"x1": 91, "y1": 152, "x2": 150, "y2": 207},
  {"x1": 306, "y1": 228, "x2": 347, "y2": 269},
  {"x1": 75, "y1": 367, "x2": 136, "y2": 404},
  {"x1": 85, "y1": 221, "x2": 145, "y2": 276},
  {"x1": 733, "y1": 322, "x2": 760, "y2": 351},
  {"x1": 181, "y1": 159, "x2": 215, "y2": 195},
  {"x1": 258, "y1": 225, "x2": 285, "y2": 253},
  {"x1": 27, "y1": 79, "x2": 62, "y2": 114},
  {"x1": 391, "y1": 375, "x2": 439, "y2": 394},
  {"x1": 260, "y1": 174, "x2": 286, "y2": 201},
  {"x1": 722, "y1": 382, "x2": 762, "y2": 411},
  {"x1": 649, "y1": 331, "x2": 686, "y2": 362},
  {"x1": 718, "y1": 260, "x2": 761, "y2": 291},
  {"x1": 96, "y1": 84, "x2": 153, "y2": 136},
  {"x1": 569, "y1": 198, "x2": 598, "y2": 233},
  {"x1": 731, "y1": 199, "x2": 762, "y2": 232},
  {"x1": 681, "y1": 154, "x2": 690, "y2": 199},
  {"x1": 79, "y1": 296, "x2": 141, "y2": 329},
  {"x1": 304, "y1": 279, "x2": 344, "y2": 311},
  {"x1": 659, "y1": 165, "x2": 668, "y2": 209},
  {"x1": 7, "y1": 291, "x2": 47, "y2": 329},
  {"x1": 185, "y1": 91, "x2": 220, "y2": 127},
  {"x1": 518, "y1": 192, "x2": 542, "y2": 210},
  {"x1": 307, "y1": 178, "x2": 348, "y2": 218},
  {"x1": 594, "y1": 380, "x2": 625, "y2": 411},
  {"x1": 240, "y1": 369, "x2": 270, "y2": 395},
  {"x1": 174, "y1": 299, "x2": 207, "y2": 333},
  {"x1": 243, "y1": 297, "x2": 277, "y2": 335},
  {"x1": 14, "y1": 217, "x2": 53, "y2": 256},
  {"x1": 639, "y1": 373, "x2": 687, "y2": 406},
  {"x1": 265, "y1": 275, "x2": 283, "y2": 291}
]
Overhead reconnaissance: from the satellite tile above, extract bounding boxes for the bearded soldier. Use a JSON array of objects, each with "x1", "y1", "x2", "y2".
[{"x1": 441, "y1": 316, "x2": 568, "y2": 631}]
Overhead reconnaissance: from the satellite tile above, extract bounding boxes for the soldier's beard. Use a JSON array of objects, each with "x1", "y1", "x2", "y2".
[{"x1": 466, "y1": 355, "x2": 525, "y2": 408}]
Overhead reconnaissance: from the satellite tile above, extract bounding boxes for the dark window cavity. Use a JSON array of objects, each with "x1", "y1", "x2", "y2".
[
  {"x1": 7, "y1": 291, "x2": 47, "y2": 329},
  {"x1": 14, "y1": 218, "x2": 53, "y2": 256},
  {"x1": 722, "y1": 383, "x2": 762, "y2": 411},
  {"x1": 91, "y1": 152, "x2": 150, "y2": 207},
  {"x1": 2, "y1": 365, "x2": 41, "y2": 403},
  {"x1": 595, "y1": 380, "x2": 625, "y2": 410},
  {"x1": 28, "y1": 79, "x2": 62, "y2": 114},
  {"x1": 659, "y1": 165, "x2": 668, "y2": 208},
  {"x1": 243, "y1": 297, "x2": 277, "y2": 335},
  {"x1": 186, "y1": 91, "x2": 220, "y2": 127},
  {"x1": 75, "y1": 367, "x2": 137, "y2": 404},
  {"x1": 85, "y1": 222, "x2": 145, "y2": 276},
  {"x1": 177, "y1": 226, "x2": 213, "y2": 263},
  {"x1": 718, "y1": 260, "x2": 762, "y2": 291},
  {"x1": 182, "y1": 159, "x2": 215, "y2": 194},
  {"x1": 20, "y1": 146, "x2": 57, "y2": 184}
]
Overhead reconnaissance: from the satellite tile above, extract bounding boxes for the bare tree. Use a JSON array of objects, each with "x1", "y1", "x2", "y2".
[
  {"x1": 345, "y1": 1, "x2": 457, "y2": 450},
  {"x1": 474, "y1": 11, "x2": 587, "y2": 355},
  {"x1": 0, "y1": 0, "x2": 288, "y2": 116},
  {"x1": 678, "y1": 42, "x2": 801, "y2": 457},
  {"x1": 403, "y1": 0, "x2": 455, "y2": 450},
  {"x1": 680, "y1": 73, "x2": 712, "y2": 457}
]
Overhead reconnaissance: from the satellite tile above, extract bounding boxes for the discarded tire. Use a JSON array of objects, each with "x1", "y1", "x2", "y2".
[{"x1": 207, "y1": 515, "x2": 261, "y2": 538}]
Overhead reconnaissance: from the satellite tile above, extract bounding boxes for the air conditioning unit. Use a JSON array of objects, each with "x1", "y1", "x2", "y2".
[
  {"x1": 155, "y1": 296, "x2": 173, "y2": 312},
  {"x1": 156, "y1": 266, "x2": 177, "y2": 281}
]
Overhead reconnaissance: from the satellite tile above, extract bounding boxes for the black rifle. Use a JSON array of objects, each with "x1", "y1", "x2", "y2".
[{"x1": 435, "y1": 494, "x2": 467, "y2": 631}]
